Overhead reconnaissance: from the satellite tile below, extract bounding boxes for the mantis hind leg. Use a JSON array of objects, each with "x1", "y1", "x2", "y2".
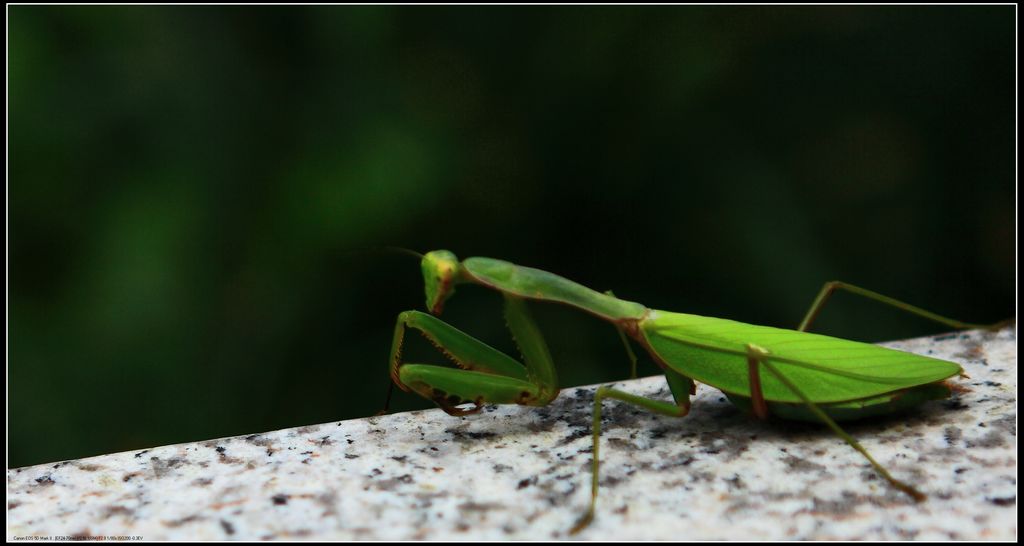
[
  {"x1": 571, "y1": 369, "x2": 694, "y2": 535},
  {"x1": 798, "y1": 280, "x2": 1010, "y2": 333},
  {"x1": 745, "y1": 344, "x2": 926, "y2": 502}
]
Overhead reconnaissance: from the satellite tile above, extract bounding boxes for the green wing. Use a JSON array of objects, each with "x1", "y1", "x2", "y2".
[{"x1": 641, "y1": 310, "x2": 962, "y2": 404}]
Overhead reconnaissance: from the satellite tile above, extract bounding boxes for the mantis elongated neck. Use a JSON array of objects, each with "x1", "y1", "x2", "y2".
[{"x1": 460, "y1": 257, "x2": 648, "y2": 322}]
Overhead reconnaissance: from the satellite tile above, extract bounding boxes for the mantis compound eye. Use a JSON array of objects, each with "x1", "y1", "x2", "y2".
[{"x1": 421, "y1": 250, "x2": 461, "y2": 314}]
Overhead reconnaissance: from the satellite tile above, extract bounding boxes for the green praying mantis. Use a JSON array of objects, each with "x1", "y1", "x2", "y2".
[{"x1": 381, "y1": 249, "x2": 1006, "y2": 533}]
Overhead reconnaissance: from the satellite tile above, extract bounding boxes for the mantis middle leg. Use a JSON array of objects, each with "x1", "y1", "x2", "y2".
[
  {"x1": 571, "y1": 368, "x2": 695, "y2": 534},
  {"x1": 605, "y1": 290, "x2": 640, "y2": 379}
]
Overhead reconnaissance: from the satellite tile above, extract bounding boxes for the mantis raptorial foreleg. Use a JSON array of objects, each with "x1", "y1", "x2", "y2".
[
  {"x1": 746, "y1": 343, "x2": 927, "y2": 502},
  {"x1": 385, "y1": 294, "x2": 559, "y2": 416},
  {"x1": 798, "y1": 280, "x2": 1006, "y2": 332},
  {"x1": 571, "y1": 369, "x2": 695, "y2": 535}
]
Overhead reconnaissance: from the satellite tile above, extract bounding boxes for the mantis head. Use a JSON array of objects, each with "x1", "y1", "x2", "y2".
[{"x1": 422, "y1": 250, "x2": 462, "y2": 315}]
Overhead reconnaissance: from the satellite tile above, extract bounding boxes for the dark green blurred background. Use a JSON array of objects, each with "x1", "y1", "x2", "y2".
[{"x1": 9, "y1": 6, "x2": 1014, "y2": 467}]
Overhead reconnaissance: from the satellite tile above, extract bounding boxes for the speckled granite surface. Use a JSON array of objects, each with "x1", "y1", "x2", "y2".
[{"x1": 7, "y1": 326, "x2": 1016, "y2": 540}]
